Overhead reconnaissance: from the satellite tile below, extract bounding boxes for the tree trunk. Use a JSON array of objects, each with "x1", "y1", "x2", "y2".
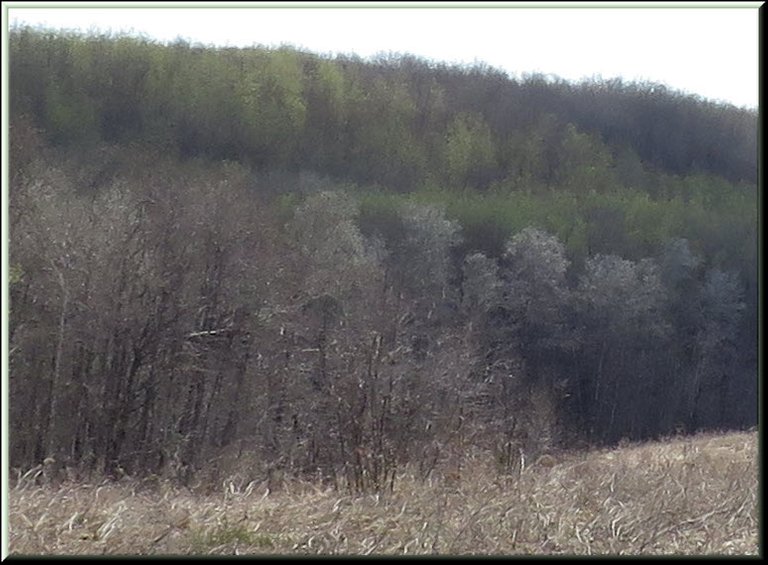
[{"x1": 45, "y1": 265, "x2": 69, "y2": 477}]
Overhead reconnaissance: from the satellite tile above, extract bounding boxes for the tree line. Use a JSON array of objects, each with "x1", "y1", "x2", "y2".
[
  {"x1": 7, "y1": 28, "x2": 757, "y2": 490},
  {"x1": 9, "y1": 26, "x2": 757, "y2": 190},
  {"x1": 9, "y1": 141, "x2": 755, "y2": 489}
]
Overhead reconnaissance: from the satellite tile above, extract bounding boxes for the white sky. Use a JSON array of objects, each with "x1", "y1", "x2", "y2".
[{"x1": 5, "y1": 2, "x2": 762, "y2": 109}]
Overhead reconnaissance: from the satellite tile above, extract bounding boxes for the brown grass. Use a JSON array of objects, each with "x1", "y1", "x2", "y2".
[{"x1": 7, "y1": 430, "x2": 759, "y2": 556}]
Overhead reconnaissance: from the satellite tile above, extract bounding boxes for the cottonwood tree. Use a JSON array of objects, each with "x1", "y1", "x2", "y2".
[
  {"x1": 575, "y1": 254, "x2": 668, "y2": 441},
  {"x1": 157, "y1": 164, "x2": 276, "y2": 483},
  {"x1": 501, "y1": 228, "x2": 573, "y2": 453},
  {"x1": 383, "y1": 202, "x2": 473, "y2": 477},
  {"x1": 461, "y1": 252, "x2": 502, "y2": 319},
  {"x1": 685, "y1": 268, "x2": 745, "y2": 431},
  {"x1": 459, "y1": 228, "x2": 571, "y2": 465},
  {"x1": 9, "y1": 164, "x2": 91, "y2": 475},
  {"x1": 10, "y1": 162, "x2": 163, "y2": 477},
  {"x1": 8, "y1": 154, "x2": 283, "y2": 482},
  {"x1": 286, "y1": 191, "x2": 397, "y2": 489},
  {"x1": 460, "y1": 251, "x2": 523, "y2": 471}
]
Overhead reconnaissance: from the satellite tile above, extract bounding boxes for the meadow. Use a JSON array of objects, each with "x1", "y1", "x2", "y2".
[{"x1": 7, "y1": 430, "x2": 758, "y2": 556}]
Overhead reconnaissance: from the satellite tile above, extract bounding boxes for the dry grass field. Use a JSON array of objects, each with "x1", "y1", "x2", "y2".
[{"x1": 7, "y1": 430, "x2": 759, "y2": 556}]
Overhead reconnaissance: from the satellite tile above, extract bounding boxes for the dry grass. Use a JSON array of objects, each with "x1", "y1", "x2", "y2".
[{"x1": 7, "y1": 430, "x2": 759, "y2": 556}]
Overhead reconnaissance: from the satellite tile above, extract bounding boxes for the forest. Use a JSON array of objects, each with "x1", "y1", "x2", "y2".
[{"x1": 7, "y1": 27, "x2": 758, "y2": 491}]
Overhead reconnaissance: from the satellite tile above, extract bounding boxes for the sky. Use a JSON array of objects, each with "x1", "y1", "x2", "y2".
[{"x1": 5, "y1": 3, "x2": 762, "y2": 109}]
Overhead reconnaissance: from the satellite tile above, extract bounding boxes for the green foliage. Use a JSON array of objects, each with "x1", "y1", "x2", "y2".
[
  {"x1": 358, "y1": 191, "x2": 407, "y2": 244},
  {"x1": 558, "y1": 124, "x2": 617, "y2": 193},
  {"x1": 12, "y1": 27, "x2": 758, "y2": 188},
  {"x1": 443, "y1": 112, "x2": 497, "y2": 189},
  {"x1": 9, "y1": 26, "x2": 757, "y2": 194},
  {"x1": 190, "y1": 519, "x2": 266, "y2": 551},
  {"x1": 240, "y1": 48, "x2": 307, "y2": 166},
  {"x1": 43, "y1": 80, "x2": 99, "y2": 147},
  {"x1": 9, "y1": 265, "x2": 24, "y2": 285}
]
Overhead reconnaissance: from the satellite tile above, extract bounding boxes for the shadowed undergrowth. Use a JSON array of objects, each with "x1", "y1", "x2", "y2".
[{"x1": 8, "y1": 430, "x2": 758, "y2": 556}]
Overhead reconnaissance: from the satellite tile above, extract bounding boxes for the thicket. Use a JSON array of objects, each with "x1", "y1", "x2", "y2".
[{"x1": 7, "y1": 27, "x2": 757, "y2": 490}]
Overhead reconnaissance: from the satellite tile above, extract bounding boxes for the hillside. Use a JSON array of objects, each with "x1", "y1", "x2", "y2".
[
  {"x1": 8, "y1": 431, "x2": 758, "y2": 556},
  {"x1": 9, "y1": 27, "x2": 757, "y2": 188},
  {"x1": 7, "y1": 28, "x2": 758, "y2": 497}
]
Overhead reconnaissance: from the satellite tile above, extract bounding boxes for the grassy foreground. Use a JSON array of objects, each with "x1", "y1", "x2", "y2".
[{"x1": 7, "y1": 431, "x2": 759, "y2": 556}]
